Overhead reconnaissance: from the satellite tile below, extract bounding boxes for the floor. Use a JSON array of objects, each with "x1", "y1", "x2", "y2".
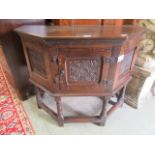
[{"x1": 23, "y1": 94, "x2": 155, "y2": 135}]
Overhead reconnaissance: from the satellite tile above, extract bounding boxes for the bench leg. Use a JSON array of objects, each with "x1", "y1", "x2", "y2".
[
  {"x1": 55, "y1": 96, "x2": 64, "y2": 126},
  {"x1": 99, "y1": 96, "x2": 110, "y2": 126},
  {"x1": 118, "y1": 85, "x2": 127, "y2": 107},
  {"x1": 35, "y1": 86, "x2": 44, "y2": 109}
]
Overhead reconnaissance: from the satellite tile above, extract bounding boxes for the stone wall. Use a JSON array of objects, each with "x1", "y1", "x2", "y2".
[{"x1": 136, "y1": 20, "x2": 155, "y2": 68}]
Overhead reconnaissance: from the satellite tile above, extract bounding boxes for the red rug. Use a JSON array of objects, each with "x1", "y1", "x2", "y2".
[{"x1": 0, "y1": 66, "x2": 35, "y2": 135}]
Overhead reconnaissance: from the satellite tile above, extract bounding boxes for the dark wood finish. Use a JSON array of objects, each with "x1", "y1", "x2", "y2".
[
  {"x1": 35, "y1": 86, "x2": 58, "y2": 119},
  {"x1": 107, "y1": 85, "x2": 127, "y2": 116},
  {"x1": 99, "y1": 96, "x2": 110, "y2": 126},
  {"x1": 15, "y1": 25, "x2": 145, "y2": 126},
  {"x1": 55, "y1": 96, "x2": 64, "y2": 126},
  {"x1": 0, "y1": 20, "x2": 45, "y2": 100}
]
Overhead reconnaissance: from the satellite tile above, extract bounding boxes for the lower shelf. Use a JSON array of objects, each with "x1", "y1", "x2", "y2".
[{"x1": 34, "y1": 85, "x2": 127, "y2": 127}]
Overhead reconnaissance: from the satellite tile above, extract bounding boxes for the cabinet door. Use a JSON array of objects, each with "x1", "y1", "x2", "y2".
[{"x1": 56, "y1": 45, "x2": 113, "y2": 95}]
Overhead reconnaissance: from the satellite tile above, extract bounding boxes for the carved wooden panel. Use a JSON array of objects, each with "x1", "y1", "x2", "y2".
[
  {"x1": 27, "y1": 49, "x2": 46, "y2": 77},
  {"x1": 67, "y1": 57, "x2": 101, "y2": 83},
  {"x1": 119, "y1": 50, "x2": 134, "y2": 74}
]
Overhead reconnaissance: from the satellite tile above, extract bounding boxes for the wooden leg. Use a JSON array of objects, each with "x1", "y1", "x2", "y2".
[
  {"x1": 35, "y1": 86, "x2": 44, "y2": 109},
  {"x1": 55, "y1": 96, "x2": 64, "y2": 126},
  {"x1": 99, "y1": 96, "x2": 110, "y2": 126},
  {"x1": 118, "y1": 85, "x2": 127, "y2": 107}
]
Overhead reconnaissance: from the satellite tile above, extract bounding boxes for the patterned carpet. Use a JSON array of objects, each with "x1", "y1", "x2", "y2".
[{"x1": 0, "y1": 66, "x2": 35, "y2": 135}]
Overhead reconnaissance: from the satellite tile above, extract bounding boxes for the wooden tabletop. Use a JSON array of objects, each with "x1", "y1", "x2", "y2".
[{"x1": 15, "y1": 25, "x2": 145, "y2": 39}]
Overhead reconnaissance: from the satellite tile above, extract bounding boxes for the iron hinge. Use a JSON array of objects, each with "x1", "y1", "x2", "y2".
[
  {"x1": 51, "y1": 55, "x2": 59, "y2": 64},
  {"x1": 103, "y1": 57, "x2": 117, "y2": 64}
]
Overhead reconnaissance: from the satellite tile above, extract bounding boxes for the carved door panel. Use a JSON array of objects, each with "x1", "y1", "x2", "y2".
[{"x1": 56, "y1": 45, "x2": 112, "y2": 92}]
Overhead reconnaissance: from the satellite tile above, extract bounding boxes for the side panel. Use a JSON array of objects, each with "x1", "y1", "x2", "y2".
[
  {"x1": 112, "y1": 37, "x2": 141, "y2": 90},
  {"x1": 21, "y1": 36, "x2": 55, "y2": 91}
]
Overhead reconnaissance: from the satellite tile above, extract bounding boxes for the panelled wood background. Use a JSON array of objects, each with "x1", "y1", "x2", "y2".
[{"x1": 53, "y1": 19, "x2": 141, "y2": 26}]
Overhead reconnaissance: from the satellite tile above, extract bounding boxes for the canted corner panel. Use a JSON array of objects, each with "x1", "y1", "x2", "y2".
[
  {"x1": 27, "y1": 48, "x2": 47, "y2": 77},
  {"x1": 119, "y1": 50, "x2": 135, "y2": 75},
  {"x1": 67, "y1": 57, "x2": 101, "y2": 83}
]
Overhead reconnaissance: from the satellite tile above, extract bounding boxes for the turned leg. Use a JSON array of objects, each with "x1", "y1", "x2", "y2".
[
  {"x1": 55, "y1": 96, "x2": 64, "y2": 126},
  {"x1": 118, "y1": 85, "x2": 127, "y2": 107},
  {"x1": 99, "y1": 96, "x2": 110, "y2": 126},
  {"x1": 35, "y1": 86, "x2": 44, "y2": 109}
]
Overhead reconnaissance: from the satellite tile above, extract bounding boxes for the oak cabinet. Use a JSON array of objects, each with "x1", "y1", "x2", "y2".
[{"x1": 15, "y1": 25, "x2": 145, "y2": 126}]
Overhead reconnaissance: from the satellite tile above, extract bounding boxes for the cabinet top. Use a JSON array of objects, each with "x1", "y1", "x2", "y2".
[{"x1": 15, "y1": 25, "x2": 145, "y2": 39}]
